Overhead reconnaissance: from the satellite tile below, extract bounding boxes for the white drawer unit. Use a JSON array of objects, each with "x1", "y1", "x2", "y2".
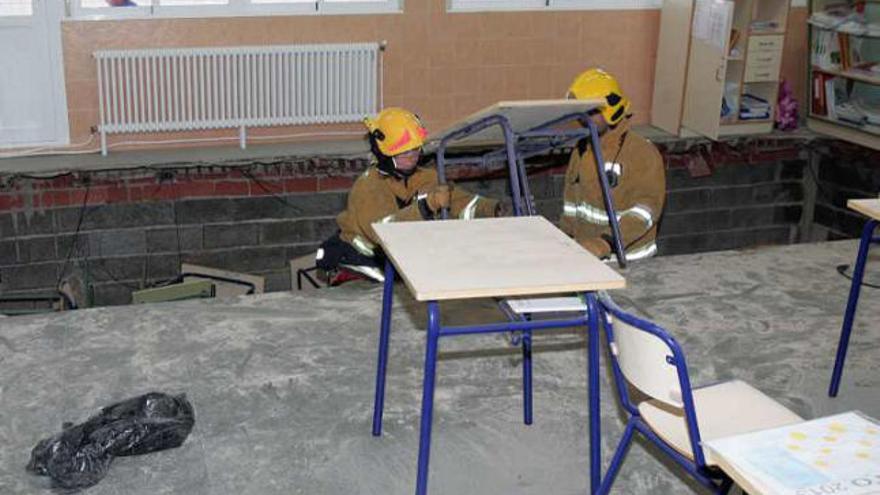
[
  {"x1": 747, "y1": 35, "x2": 785, "y2": 53},
  {"x1": 744, "y1": 64, "x2": 780, "y2": 83}
]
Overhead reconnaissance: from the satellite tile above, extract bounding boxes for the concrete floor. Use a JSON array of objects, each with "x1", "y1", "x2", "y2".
[{"x1": 1, "y1": 239, "x2": 878, "y2": 494}]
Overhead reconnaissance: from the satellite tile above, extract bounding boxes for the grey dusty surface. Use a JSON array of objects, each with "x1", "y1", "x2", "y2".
[{"x1": 1, "y1": 239, "x2": 878, "y2": 494}]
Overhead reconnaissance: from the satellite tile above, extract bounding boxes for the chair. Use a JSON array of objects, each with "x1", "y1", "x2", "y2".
[{"x1": 596, "y1": 293, "x2": 803, "y2": 494}]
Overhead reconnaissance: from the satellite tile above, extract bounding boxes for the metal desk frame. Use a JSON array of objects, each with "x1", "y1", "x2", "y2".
[
  {"x1": 434, "y1": 111, "x2": 627, "y2": 267},
  {"x1": 829, "y1": 219, "x2": 880, "y2": 397},
  {"x1": 370, "y1": 110, "x2": 629, "y2": 495}
]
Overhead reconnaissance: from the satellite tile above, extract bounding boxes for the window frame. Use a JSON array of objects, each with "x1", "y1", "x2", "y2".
[
  {"x1": 446, "y1": 0, "x2": 663, "y2": 13},
  {"x1": 68, "y1": 0, "x2": 402, "y2": 20}
]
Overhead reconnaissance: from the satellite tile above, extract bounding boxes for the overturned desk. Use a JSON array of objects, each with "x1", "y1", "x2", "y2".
[
  {"x1": 427, "y1": 99, "x2": 629, "y2": 267},
  {"x1": 370, "y1": 217, "x2": 625, "y2": 495}
]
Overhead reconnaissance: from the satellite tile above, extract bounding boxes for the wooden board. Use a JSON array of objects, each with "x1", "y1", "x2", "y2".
[
  {"x1": 132, "y1": 280, "x2": 215, "y2": 304},
  {"x1": 181, "y1": 263, "x2": 265, "y2": 297},
  {"x1": 848, "y1": 198, "x2": 880, "y2": 221},
  {"x1": 426, "y1": 99, "x2": 604, "y2": 148},
  {"x1": 680, "y1": 0, "x2": 735, "y2": 140},
  {"x1": 807, "y1": 118, "x2": 880, "y2": 152},
  {"x1": 652, "y1": 0, "x2": 696, "y2": 135},
  {"x1": 373, "y1": 216, "x2": 625, "y2": 301}
]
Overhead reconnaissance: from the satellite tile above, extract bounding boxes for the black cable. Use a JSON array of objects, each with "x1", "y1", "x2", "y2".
[
  {"x1": 836, "y1": 264, "x2": 880, "y2": 289},
  {"x1": 801, "y1": 143, "x2": 838, "y2": 205},
  {"x1": 55, "y1": 182, "x2": 92, "y2": 288},
  {"x1": 241, "y1": 168, "x2": 310, "y2": 212}
]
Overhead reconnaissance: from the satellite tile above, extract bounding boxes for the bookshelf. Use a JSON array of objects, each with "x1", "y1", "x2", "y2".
[
  {"x1": 652, "y1": 0, "x2": 791, "y2": 140},
  {"x1": 807, "y1": 0, "x2": 880, "y2": 150}
]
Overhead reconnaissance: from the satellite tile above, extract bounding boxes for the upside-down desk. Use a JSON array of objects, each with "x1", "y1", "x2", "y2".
[
  {"x1": 427, "y1": 99, "x2": 629, "y2": 267},
  {"x1": 371, "y1": 216, "x2": 625, "y2": 495},
  {"x1": 829, "y1": 198, "x2": 880, "y2": 397}
]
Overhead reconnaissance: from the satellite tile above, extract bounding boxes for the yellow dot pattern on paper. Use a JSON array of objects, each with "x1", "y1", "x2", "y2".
[
  {"x1": 823, "y1": 436, "x2": 838, "y2": 443},
  {"x1": 820, "y1": 447, "x2": 832, "y2": 454},
  {"x1": 815, "y1": 459, "x2": 829, "y2": 468},
  {"x1": 788, "y1": 444, "x2": 803, "y2": 451},
  {"x1": 857, "y1": 452, "x2": 871, "y2": 460},
  {"x1": 789, "y1": 432, "x2": 807, "y2": 441},
  {"x1": 867, "y1": 427, "x2": 878, "y2": 435},
  {"x1": 859, "y1": 439, "x2": 873, "y2": 447},
  {"x1": 829, "y1": 423, "x2": 847, "y2": 433}
]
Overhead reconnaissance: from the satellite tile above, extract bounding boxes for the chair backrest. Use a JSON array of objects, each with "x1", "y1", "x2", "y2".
[
  {"x1": 599, "y1": 293, "x2": 687, "y2": 408},
  {"x1": 598, "y1": 292, "x2": 711, "y2": 469}
]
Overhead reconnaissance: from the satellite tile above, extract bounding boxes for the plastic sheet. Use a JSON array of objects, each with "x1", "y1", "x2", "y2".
[{"x1": 27, "y1": 392, "x2": 195, "y2": 490}]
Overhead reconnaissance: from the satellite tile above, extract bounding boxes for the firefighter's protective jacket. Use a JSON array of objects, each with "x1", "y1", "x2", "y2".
[
  {"x1": 336, "y1": 164, "x2": 499, "y2": 258},
  {"x1": 560, "y1": 120, "x2": 666, "y2": 260}
]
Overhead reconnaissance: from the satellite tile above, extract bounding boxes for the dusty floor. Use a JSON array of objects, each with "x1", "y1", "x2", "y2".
[{"x1": 1, "y1": 239, "x2": 878, "y2": 494}]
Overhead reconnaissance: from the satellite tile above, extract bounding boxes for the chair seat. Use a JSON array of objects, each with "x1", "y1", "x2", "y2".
[{"x1": 638, "y1": 379, "x2": 803, "y2": 466}]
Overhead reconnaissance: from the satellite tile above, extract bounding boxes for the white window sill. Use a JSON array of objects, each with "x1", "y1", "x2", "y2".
[
  {"x1": 447, "y1": 0, "x2": 662, "y2": 13},
  {"x1": 67, "y1": 2, "x2": 401, "y2": 21}
]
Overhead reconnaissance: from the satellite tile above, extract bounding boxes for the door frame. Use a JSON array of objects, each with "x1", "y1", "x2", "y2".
[{"x1": 0, "y1": 0, "x2": 69, "y2": 149}]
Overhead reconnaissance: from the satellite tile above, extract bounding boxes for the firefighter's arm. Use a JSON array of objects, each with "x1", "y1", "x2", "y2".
[
  {"x1": 376, "y1": 184, "x2": 451, "y2": 224},
  {"x1": 449, "y1": 185, "x2": 500, "y2": 219},
  {"x1": 596, "y1": 145, "x2": 666, "y2": 254}
]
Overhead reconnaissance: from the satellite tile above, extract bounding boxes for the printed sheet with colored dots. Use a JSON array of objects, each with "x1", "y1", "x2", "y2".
[{"x1": 705, "y1": 412, "x2": 880, "y2": 495}]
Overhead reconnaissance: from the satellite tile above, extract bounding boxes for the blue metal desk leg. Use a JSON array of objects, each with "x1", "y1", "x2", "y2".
[
  {"x1": 523, "y1": 328, "x2": 533, "y2": 425},
  {"x1": 829, "y1": 219, "x2": 878, "y2": 397},
  {"x1": 372, "y1": 261, "x2": 397, "y2": 436},
  {"x1": 416, "y1": 301, "x2": 441, "y2": 495},
  {"x1": 585, "y1": 292, "x2": 601, "y2": 494}
]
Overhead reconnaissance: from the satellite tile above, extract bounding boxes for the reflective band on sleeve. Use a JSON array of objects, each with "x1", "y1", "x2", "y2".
[
  {"x1": 341, "y1": 264, "x2": 385, "y2": 283},
  {"x1": 351, "y1": 235, "x2": 376, "y2": 257},
  {"x1": 316, "y1": 248, "x2": 325, "y2": 260},
  {"x1": 564, "y1": 201, "x2": 654, "y2": 229},
  {"x1": 628, "y1": 204, "x2": 654, "y2": 228},
  {"x1": 626, "y1": 241, "x2": 658, "y2": 261},
  {"x1": 459, "y1": 196, "x2": 481, "y2": 220}
]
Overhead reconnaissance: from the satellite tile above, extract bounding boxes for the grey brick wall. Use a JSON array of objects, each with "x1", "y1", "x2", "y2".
[
  {"x1": 0, "y1": 148, "x2": 819, "y2": 307},
  {"x1": 657, "y1": 160, "x2": 806, "y2": 256},
  {"x1": 810, "y1": 142, "x2": 880, "y2": 239}
]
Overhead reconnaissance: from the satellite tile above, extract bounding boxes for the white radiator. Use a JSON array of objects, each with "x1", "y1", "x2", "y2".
[{"x1": 94, "y1": 43, "x2": 380, "y2": 154}]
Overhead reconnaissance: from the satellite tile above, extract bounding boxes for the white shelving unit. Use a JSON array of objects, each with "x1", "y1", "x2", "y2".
[{"x1": 807, "y1": 0, "x2": 880, "y2": 150}]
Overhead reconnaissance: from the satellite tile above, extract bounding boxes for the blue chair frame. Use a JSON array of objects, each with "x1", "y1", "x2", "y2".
[
  {"x1": 829, "y1": 219, "x2": 880, "y2": 397},
  {"x1": 596, "y1": 293, "x2": 733, "y2": 495}
]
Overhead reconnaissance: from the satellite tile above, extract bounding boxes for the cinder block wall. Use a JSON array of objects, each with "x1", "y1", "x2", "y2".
[
  {"x1": 2, "y1": 135, "x2": 872, "y2": 307},
  {"x1": 811, "y1": 141, "x2": 880, "y2": 239}
]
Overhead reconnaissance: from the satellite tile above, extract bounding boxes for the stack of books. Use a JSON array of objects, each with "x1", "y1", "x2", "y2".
[{"x1": 740, "y1": 94, "x2": 771, "y2": 120}]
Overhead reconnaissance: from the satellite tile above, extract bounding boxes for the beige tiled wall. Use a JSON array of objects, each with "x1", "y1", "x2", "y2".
[{"x1": 61, "y1": 2, "x2": 808, "y2": 149}]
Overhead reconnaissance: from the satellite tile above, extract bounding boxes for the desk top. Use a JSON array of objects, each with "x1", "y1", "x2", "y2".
[
  {"x1": 705, "y1": 411, "x2": 880, "y2": 495},
  {"x1": 372, "y1": 216, "x2": 625, "y2": 301},
  {"x1": 848, "y1": 198, "x2": 880, "y2": 221},
  {"x1": 426, "y1": 99, "x2": 604, "y2": 148}
]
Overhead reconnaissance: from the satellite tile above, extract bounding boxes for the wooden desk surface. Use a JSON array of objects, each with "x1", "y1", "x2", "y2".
[
  {"x1": 425, "y1": 99, "x2": 604, "y2": 148},
  {"x1": 848, "y1": 198, "x2": 880, "y2": 221},
  {"x1": 373, "y1": 216, "x2": 625, "y2": 301}
]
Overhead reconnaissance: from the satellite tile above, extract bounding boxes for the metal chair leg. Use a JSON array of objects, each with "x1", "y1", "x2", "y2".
[{"x1": 596, "y1": 419, "x2": 636, "y2": 495}]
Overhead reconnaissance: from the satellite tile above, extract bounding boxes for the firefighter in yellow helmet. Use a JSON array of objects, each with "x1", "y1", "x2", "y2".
[
  {"x1": 316, "y1": 107, "x2": 502, "y2": 283},
  {"x1": 561, "y1": 68, "x2": 666, "y2": 261}
]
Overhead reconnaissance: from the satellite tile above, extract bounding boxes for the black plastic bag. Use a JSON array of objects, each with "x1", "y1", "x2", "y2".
[{"x1": 27, "y1": 392, "x2": 195, "y2": 490}]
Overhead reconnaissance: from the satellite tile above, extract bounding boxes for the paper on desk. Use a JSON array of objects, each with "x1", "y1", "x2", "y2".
[
  {"x1": 705, "y1": 412, "x2": 880, "y2": 495},
  {"x1": 505, "y1": 297, "x2": 587, "y2": 314}
]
